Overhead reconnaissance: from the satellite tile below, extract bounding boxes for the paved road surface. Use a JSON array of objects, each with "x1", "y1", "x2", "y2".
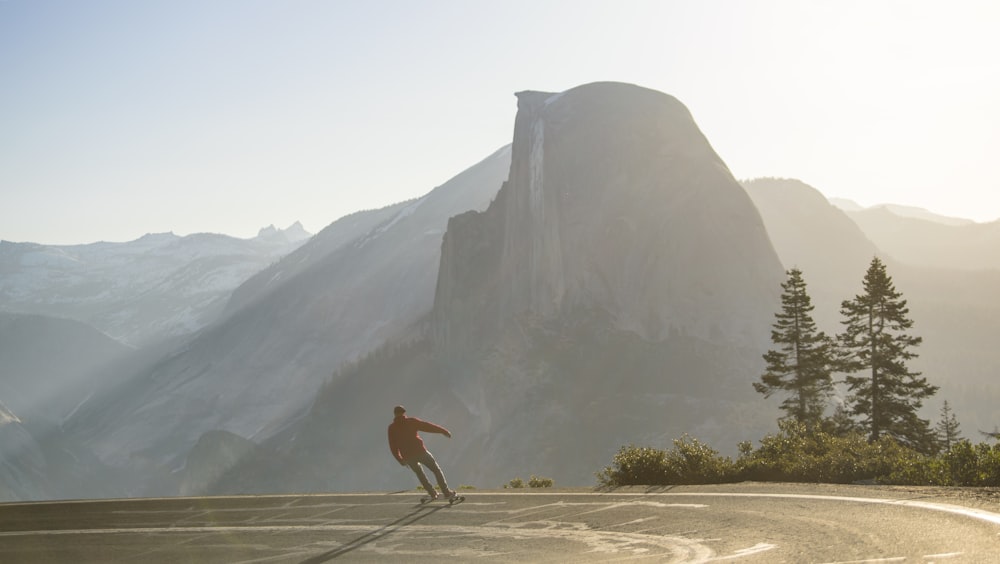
[{"x1": 1, "y1": 483, "x2": 999, "y2": 562}]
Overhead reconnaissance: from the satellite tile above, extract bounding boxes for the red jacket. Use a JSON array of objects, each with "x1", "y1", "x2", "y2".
[{"x1": 388, "y1": 415, "x2": 450, "y2": 463}]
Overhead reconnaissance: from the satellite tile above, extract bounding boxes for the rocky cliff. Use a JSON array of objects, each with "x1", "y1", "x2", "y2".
[{"x1": 436, "y1": 83, "x2": 782, "y2": 352}]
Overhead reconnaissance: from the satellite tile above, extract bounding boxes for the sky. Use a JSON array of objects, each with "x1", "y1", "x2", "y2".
[{"x1": 2, "y1": 0, "x2": 999, "y2": 245}]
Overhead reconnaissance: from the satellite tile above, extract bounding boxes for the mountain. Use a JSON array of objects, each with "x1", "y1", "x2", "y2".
[
  {"x1": 435, "y1": 86, "x2": 780, "y2": 350},
  {"x1": 0, "y1": 312, "x2": 132, "y2": 423},
  {"x1": 827, "y1": 197, "x2": 864, "y2": 213},
  {"x1": 215, "y1": 82, "x2": 787, "y2": 494},
  {"x1": 829, "y1": 198, "x2": 975, "y2": 226},
  {"x1": 744, "y1": 177, "x2": 1000, "y2": 438},
  {"x1": 827, "y1": 197, "x2": 1000, "y2": 270},
  {"x1": 0, "y1": 401, "x2": 47, "y2": 501},
  {"x1": 256, "y1": 221, "x2": 312, "y2": 243},
  {"x1": 59, "y1": 146, "x2": 512, "y2": 495},
  {"x1": 742, "y1": 178, "x2": 881, "y2": 318},
  {"x1": 0, "y1": 223, "x2": 311, "y2": 347},
  {"x1": 0, "y1": 312, "x2": 165, "y2": 501},
  {"x1": 842, "y1": 208, "x2": 1000, "y2": 271},
  {"x1": 0, "y1": 396, "x2": 133, "y2": 502}
]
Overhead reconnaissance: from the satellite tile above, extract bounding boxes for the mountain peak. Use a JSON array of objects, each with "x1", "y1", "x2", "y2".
[
  {"x1": 434, "y1": 81, "x2": 781, "y2": 347},
  {"x1": 256, "y1": 222, "x2": 312, "y2": 242}
]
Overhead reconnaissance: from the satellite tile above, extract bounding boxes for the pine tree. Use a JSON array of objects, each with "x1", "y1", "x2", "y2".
[
  {"x1": 838, "y1": 257, "x2": 939, "y2": 452},
  {"x1": 824, "y1": 401, "x2": 858, "y2": 436},
  {"x1": 754, "y1": 268, "x2": 836, "y2": 429},
  {"x1": 935, "y1": 400, "x2": 962, "y2": 452}
]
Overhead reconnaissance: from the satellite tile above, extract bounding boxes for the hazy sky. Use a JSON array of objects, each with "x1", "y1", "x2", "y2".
[{"x1": 3, "y1": 1, "x2": 999, "y2": 245}]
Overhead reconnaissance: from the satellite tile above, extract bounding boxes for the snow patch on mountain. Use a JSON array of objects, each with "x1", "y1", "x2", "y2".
[
  {"x1": 0, "y1": 223, "x2": 312, "y2": 346},
  {"x1": 0, "y1": 401, "x2": 20, "y2": 425}
]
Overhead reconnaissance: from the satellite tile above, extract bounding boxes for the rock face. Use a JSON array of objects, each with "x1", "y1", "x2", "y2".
[{"x1": 436, "y1": 83, "x2": 781, "y2": 351}]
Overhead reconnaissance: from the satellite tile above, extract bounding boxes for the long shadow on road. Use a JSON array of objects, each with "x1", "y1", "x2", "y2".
[{"x1": 299, "y1": 502, "x2": 448, "y2": 562}]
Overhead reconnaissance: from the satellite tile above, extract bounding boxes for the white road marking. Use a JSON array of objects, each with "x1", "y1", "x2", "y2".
[
  {"x1": 819, "y1": 559, "x2": 906, "y2": 564},
  {"x1": 628, "y1": 492, "x2": 1000, "y2": 527},
  {"x1": 710, "y1": 542, "x2": 779, "y2": 561}
]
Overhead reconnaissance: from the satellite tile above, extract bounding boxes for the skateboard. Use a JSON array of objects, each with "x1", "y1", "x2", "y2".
[{"x1": 420, "y1": 494, "x2": 466, "y2": 505}]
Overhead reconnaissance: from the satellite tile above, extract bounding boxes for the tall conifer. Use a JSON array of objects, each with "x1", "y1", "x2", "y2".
[
  {"x1": 755, "y1": 268, "x2": 835, "y2": 429},
  {"x1": 838, "y1": 257, "x2": 938, "y2": 452}
]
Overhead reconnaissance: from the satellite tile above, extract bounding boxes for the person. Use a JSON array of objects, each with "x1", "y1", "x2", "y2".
[{"x1": 387, "y1": 405, "x2": 456, "y2": 500}]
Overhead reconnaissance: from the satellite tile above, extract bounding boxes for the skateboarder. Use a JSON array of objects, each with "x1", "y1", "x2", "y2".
[{"x1": 387, "y1": 405, "x2": 457, "y2": 500}]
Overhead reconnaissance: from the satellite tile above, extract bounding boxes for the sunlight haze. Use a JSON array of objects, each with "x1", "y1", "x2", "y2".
[{"x1": 2, "y1": 0, "x2": 998, "y2": 244}]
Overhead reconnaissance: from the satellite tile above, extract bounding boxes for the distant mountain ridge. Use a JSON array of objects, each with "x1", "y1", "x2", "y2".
[
  {"x1": 756, "y1": 181, "x2": 998, "y2": 272},
  {"x1": 0, "y1": 223, "x2": 311, "y2": 347},
  {"x1": 841, "y1": 207, "x2": 999, "y2": 271},
  {"x1": 828, "y1": 198, "x2": 976, "y2": 226}
]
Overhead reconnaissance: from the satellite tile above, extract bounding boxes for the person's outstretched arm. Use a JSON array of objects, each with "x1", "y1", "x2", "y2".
[{"x1": 415, "y1": 418, "x2": 452, "y2": 438}]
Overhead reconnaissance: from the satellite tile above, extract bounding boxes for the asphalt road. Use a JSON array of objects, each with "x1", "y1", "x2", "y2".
[{"x1": 1, "y1": 483, "x2": 999, "y2": 563}]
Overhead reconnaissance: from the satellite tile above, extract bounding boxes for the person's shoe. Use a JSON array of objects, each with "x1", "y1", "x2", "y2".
[
  {"x1": 427, "y1": 491, "x2": 439, "y2": 500},
  {"x1": 443, "y1": 489, "x2": 457, "y2": 500}
]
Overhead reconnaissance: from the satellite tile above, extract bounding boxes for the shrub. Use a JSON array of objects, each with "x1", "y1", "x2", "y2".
[
  {"x1": 884, "y1": 440, "x2": 1000, "y2": 486},
  {"x1": 504, "y1": 475, "x2": 554, "y2": 488},
  {"x1": 663, "y1": 435, "x2": 735, "y2": 484},
  {"x1": 596, "y1": 436, "x2": 736, "y2": 487},
  {"x1": 504, "y1": 477, "x2": 525, "y2": 489},
  {"x1": 597, "y1": 423, "x2": 1000, "y2": 488},
  {"x1": 736, "y1": 421, "x2": 921, "y2": 484},
  {"x1": 596, "y1": 445, "x2": 668, "y2": 487},
  {"x1": 528, "y1": 475, "x2": 554, "y2": 488}
]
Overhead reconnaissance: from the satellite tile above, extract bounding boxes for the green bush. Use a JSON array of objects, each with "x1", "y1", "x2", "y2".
[
  {"x1": 528, "y1": 475, "x2": 554, "y2": 488},
  {"x1": 736, "y1": 421, "x2": 921, "y2": 484},
  {"x1": 505, "y1": 475, "x2": 555, "y2": 488},
  {"x1": 504, "y1": 477, "x2": 524, "y2": 489},
  {"x1": 597, "y1": 422, "x2": 1000, "y2": 488},
  {"x1": 664, "y1": 435, "x2": 735, "y2": 484},
  {"x1": 596, "y1": 435, "x2": 736, "y2": 487},
  {"x1": 884, "y1": 440, "x2": 1000, "y2": 486},
  {"x1": 596, "y1": 445, "x2": 668, "y2": 487}
]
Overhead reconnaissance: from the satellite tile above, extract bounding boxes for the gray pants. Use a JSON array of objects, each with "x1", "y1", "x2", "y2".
[{"x1": 406, "y1": 450, "x2": 450, "y2": 495}]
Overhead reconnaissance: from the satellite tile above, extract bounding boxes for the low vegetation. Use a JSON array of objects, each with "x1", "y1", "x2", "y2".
[
  {"x1": 504, "y1": 475, "x2": 554, "y2": 488},
  {"x1": 597, "y1": 422, "x2": 1000, "y2": 488}
]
